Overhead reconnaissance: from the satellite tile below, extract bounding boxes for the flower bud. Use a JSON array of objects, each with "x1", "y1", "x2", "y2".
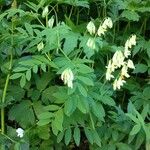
[
  {"x1": 48, "y1": 16, "x2": 54, "y2": 28},
  {"x1": 97, "y1": 26, "x2": 106, "y2": 36},
  {"x1": 61, "y1": 68, "x2": 74, "y2": 88},
  {"x1": 42, "y1": 6, "x2": 49, "y2": 18},
  {"x1": 127, "y1": 59, "x2": 135, "y2": 69},
  {"x1": 37, "y1": 42, "x2": 44, "y2": 51},
  {"x1": 102, "y1": 17, "x2": 113, "y2": 29},
  {"x1": 86, "y1": 38, "x2": 96, "y2": 49},
  {"x1": 86, "y1": 21, "x2": 96, "y2": 35}
]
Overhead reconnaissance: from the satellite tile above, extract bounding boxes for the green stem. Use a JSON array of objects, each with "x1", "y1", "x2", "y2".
[
  {"x1": 146, "y1": 140, "x2": 150, "y2": 150},
  {"x1": 1, "y1": 17, "x2": 13, "y2": 150},
  {"x1": 69, "y1": 6, "x2": 74, "y2": 19}
]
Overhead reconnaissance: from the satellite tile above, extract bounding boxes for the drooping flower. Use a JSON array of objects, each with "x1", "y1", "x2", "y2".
[
  {"x1": 112, "y1": 51, "x2": 125, "y2": 68},
  {"x1": 127, "y1": 59, "x2": 135, "y2": 69},
  {"x1": 124, "y1": 35, "x2": 136, "y2": 58},
  {"x1": 42, "y1": 6, "x2": 49, "y2": 18},
  {"x1": 124, "y1": 46, "x2": 131, "y2": 58},
  {"x1": 86, "y1": 38, "x2": 96, "y2": 49},
  {"x1": 121, "y1": 64, "x2": 130, "y2": 78},
  {"x1": 48, "y1": 16, "x2": 54, "y2": 28},
  {"x1": 16, "y1": 128, "x2": 24, "y2": 138},
  {"x1": 61, "y1": 68, "x2": 74, "y2": 88},
  {"x1": 113, "y1": 77, "x2": 126, "y2": 90},
  {"x1": 102, "y1": 17, "x2": 113, "y2": 29},
  {"x1": 106, "y1": 60, "x2": 115, "y2": 80},
  {"x1": 86, "y1": 21, "x2": 96, "y2": 35},
  {"x1": 97, "y1": 26, "x2": 106, "y2": 36},
  {"x1": 37, "y1": 42, "x2": 44, "y2": 51}
]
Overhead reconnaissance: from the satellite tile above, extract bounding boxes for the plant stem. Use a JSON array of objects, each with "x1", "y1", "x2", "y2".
[{"x1": 1, "y1": 16, "x2": 14, "y2": 150}]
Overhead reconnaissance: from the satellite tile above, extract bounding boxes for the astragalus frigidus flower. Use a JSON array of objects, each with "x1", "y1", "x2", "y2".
[
  {"x1": 97, "y1": 17, "x2": 113, "y2": 36},
  {"x1": 106, "y1": 60, "x2": 115, "y2": 80},
  {"x1": 102, "y1": 17, "x2": 113, "y2": 29},
  {"x1": 124, "y1": 35, "x2": 136, "y2": 58},
  {"x1": 86, "y1": 38, "x2": 96, "y2": 49},
  {"x1": 48, "y1": 16, "x2": 54, "y2": 28},
  {"x1": 113, "y1": 77, "x2": 126, "y2": 90},
  {"x1": 16, "y1": 128, "x2": 24, "y2": 138},
  {"x1": 42, "y1": 6, "x2": 49, "y2": 18},
  {"x1": 61, "y1": 68, "x2": 74, "y2": 88},
  {"x1": 86, "y1": 21, "x2": 96, "y2": 35},
  {"x1": 112, "y1": 50, "x2": 125, "y2": 68},
  {"x1": 105, "y1": 35, "x2": 136, "y2": 90}
]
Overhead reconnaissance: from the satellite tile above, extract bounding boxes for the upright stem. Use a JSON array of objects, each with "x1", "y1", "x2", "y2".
[{"x1": 1, "y1": 15, "x2": 14, "y2": 150}]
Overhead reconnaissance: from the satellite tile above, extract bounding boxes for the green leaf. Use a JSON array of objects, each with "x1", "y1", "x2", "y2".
[
  {"x1": 10, "y1": 73, "x2": 23, "y2": 79},
  {"x1": 116, "y1": 142, "x2": 132, "y2": 150},
  {"x1": 37, "y1": 125, "x2": 50, "y2": 140},
  {"x1": 33, "y1": 65, "x2": 38, "y2": 73},
  {"x1": 26, "y1": 69, "x2": 31, "y2": 81},
  {"x1": 84, "y1": 128, "x2": 94, "y2": 144},
  {"x1": 93, "y1": 130, "x2": 101, "y2": 147},
  {"x1": 121, "y1": 10, "x2": 140, "y2": 21},
  {"x1": 130, "y1": 124, "x2": 141, "y2": 135},
  {"x1": 53, "y1": 109, "x2": 64, "y2": 131},
  {"x1": 64, "y1": 98, "x2": 76, "y2": 116},
  {"x1": 41, "y1": 63, "x2": 46, "y2": 72},
  {"x1": 37, "y1": 112, "x2": 54, "y2": 119},
  {"x1": 77, "y1": 76, "x2": 94, "y2": 86},
  {"x1": 25, "y1": 23, "x2": 33, "y2": 36},
  {"x1": 73, "y1": 127, "x2": 80, "y2": 146},
  {"x1": 63, "y1": 32, "x2": 79, "y2": 55},
  {"x1": 92, "y1": 102, "x2": 105, "y2": 121},
  {"x1": 126, "y1": 114, "x2": 139, "y2": 124},
  {"x1": 57, "y1": 131, "x2": 64, "y2": 143},
  {"x1": 44, "y1": 105, "x2": 60, "y2": 111},
  {"x1": 133, "y1": 64, "x2": 148, "y2": 73},
  {"x1": 77, "y1": 64, "x2": 93, "y2": 74},
  {"x1": 37, "y1": 119, "x2": 51, "y2": 126},
  {"x1": 77, "y1": 96, "x2": 89, "y2": 114},
  {"x1": 14, "y1": 142, "x2": 21, "y2": 150},
  {"x1": 8, "y1": 100, "x2": 35, "y2": 128},
  {"x1": 100, "y1": 95, "x2": 116, "y2": 106},
  {"x1": 143, "y1": 87, "x2": 150, "y2": 99},
  {"x1": 77, "y1": 83, "x2": 87, "y2": 97},
  {"x1": 20, "y1": 74, "x2": 26, "y2": 88},
  {"x1": 65, "y1": 128, "x2": 72, "y2": 145}
]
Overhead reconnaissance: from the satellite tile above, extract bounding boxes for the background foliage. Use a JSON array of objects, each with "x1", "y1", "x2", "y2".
[{"x1": 0, "y1": 0, "x2": 150, "y2": 149}]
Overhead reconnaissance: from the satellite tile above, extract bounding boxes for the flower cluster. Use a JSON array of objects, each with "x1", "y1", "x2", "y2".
[
  {"x1": 106, "y1": 35, "x2": 136, "y2": 90},
  {"x1": 61, "y1": 68, "x2": 74, "y2": 88},
  {"x1": 86, "y1": 17, "x2": 113, "y2": 49}
]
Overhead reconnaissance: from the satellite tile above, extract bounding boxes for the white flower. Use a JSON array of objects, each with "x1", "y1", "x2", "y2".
[
  {"x1": 42, "y1": 6, "x2": 49, "y2": 18},
  {"x1": 86, "y1": 38, "x2": 96, "y2": 49},
  {"x1": 106, "y1": 71, "x2": 114, "y2": 81},
  {"x1": 127, "y1": 59, "x2": 135, "y2": 69},
  {"x1": 16, "y1": 128, "x2": 24, "y2": 138},
  {"x1": 37, "y1": 42, "x2": 44, "y2": 51},
  {"x1": 129, "y1": 35, "x2": 136, "y2": 46},
  {"x1": 61, "y1": 68, "x2": 74, "y2": 88},
  {"x1": 102, "y1": 17, "x2": 113, "y2": 29},
  {"x1": 48, "y1": 16, "x2": 54, "y2": 28},
  {"x1": 113, "y1": 77, "x2": 126, "y2": 90},
  {"x1": 106, "y1": 60, "x2": 115, "y2": 80},
  {"x1": 97, "y1": 26, "x2": 106, "y2": 36},
  {"x1": 121, "y1": 64, "x2": 130, "y2": 78},
  {"x1": 112, "y1": 51, "x2": 125, "y2": 68},
  {"x1": 125, "y1": 35, "x2": 136, "y2": 49},
  {"x1": 86, "y1": 21, "x2": 96, "y2": 35},
  {"x1": 124, "y1": 46, "x2": 131, "y2": 58}
]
